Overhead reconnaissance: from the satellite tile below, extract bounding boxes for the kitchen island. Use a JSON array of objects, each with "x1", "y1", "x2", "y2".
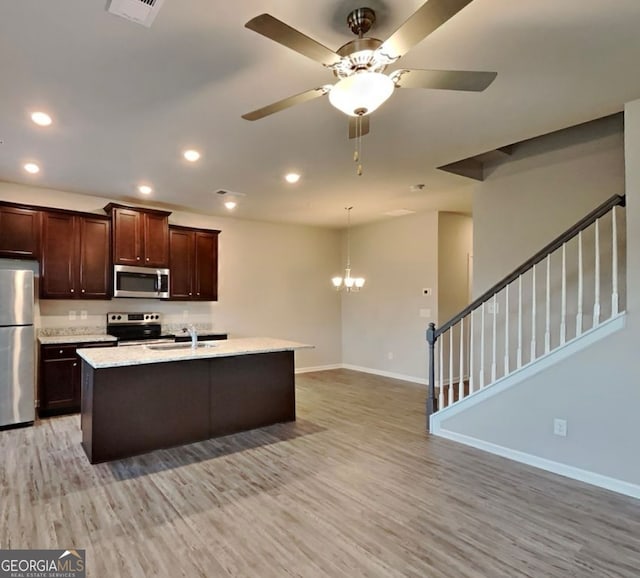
[{"x1": 77, "y1": 337, "x2": 312, "y2": 463}]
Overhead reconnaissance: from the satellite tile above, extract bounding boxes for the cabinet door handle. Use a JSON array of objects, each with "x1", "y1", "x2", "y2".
[
  {"x1": 73, "y1": 363, "x2": 77, "y2": 367},
  {"x1": 59, "y1": 349, "x2": 64, "y2": 354},
  {"x1": 70, "y1": 288, "x2": 74, "y2": 293},
  {"x1": 189, "y1": 292, "x2": 192, "y2": 296},
  {"x1": 197, "y1": 293, "x2": 200, "y2": 296},
  {"x1": 136, "y1": 256, "x2": 141, "y2": 261},
  {"x1": 146, "y1": 257, "x2": 150, "y2": 262},
  {"x1": 81, "y1": 289, "x2": 85, "y2": 293}
]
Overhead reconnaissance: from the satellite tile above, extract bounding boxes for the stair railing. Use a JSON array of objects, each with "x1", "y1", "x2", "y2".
[{"x1": 426, "y1": 194, "x2": 626, "y2": 429}]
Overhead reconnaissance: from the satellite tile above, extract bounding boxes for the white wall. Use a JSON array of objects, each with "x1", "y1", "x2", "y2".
[
  {"x1": 341, "y1": 211, "x2": 439, "y2": 383},
  {"x1": 438, "y1": 212, "x2": 472, "y2": 324},
  {"x1": 472, "y1": 114, "x2": 625, "y2": 295},
  {"x1": 439, "y1": 111, "x2": 640, "y2": 491},
  {"x1": 0, "y1": 182, "x2": 343, "y2": 369}
]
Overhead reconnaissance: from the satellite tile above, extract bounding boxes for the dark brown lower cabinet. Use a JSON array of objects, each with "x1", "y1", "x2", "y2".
[{"x1": 39, "y1": 342, "x2": 116, "y2": 417}]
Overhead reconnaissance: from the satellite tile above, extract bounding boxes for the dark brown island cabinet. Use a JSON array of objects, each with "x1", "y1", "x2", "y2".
[
  {"x1": 80, "y1": 350, "x2": 296, "y2": 463},
  {"x1": 0, "y1": 203, "x2": 41, "y2": 259},
  {"x1": 169, "y1": 225, "x2": 220, "y2": 300},
  {"x1": 39, "y1": 341, "x2": 116, "y2": 417},
  {"x1": 105, "y1": 203, "x2": 171, "y2": 268},
  {"x1": 40, "y1": 211, "x2": 111, "y2": 299}
]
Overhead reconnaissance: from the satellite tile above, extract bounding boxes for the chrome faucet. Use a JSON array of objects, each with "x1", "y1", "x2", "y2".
[{"x1": 182, "y1": 324, "x2": 198, "y2": 349}]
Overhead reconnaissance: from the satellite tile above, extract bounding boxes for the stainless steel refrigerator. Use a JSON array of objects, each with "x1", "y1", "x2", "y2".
[{"x1": 0, "y1": 269, "x2": 35, "y2": 428}]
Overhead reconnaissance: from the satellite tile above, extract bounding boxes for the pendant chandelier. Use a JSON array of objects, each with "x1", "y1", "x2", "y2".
[{"x1": 332, "y1": 206, "x2": 365, "y2": 292}]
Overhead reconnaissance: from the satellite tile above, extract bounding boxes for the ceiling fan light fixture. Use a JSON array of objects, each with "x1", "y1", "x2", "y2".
[{"x1": 328, "y1": 72, "x2": 394, "y2": 117}]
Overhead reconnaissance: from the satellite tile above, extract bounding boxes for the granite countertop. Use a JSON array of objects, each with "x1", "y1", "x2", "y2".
[
  {"x1": 77, "y1": 337, "x2": 313, "y2": 369},
  {"x1": 38, "y1": 334, "x2": 118, "y2": 345}
]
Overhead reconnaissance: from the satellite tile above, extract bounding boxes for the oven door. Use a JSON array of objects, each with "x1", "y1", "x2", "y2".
[{"x1": 113, "y1": 265, "x2": 170, "y2": 299}]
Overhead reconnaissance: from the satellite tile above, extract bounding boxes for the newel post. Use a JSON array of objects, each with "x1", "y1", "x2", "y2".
[{"x1": 426, "y1": 322, "x2": 438, "y2": 432}]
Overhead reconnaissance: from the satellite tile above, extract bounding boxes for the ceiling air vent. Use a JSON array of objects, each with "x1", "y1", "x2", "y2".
[{"x1": 107, "y1": 0, "x2": 166, "y2": 28}]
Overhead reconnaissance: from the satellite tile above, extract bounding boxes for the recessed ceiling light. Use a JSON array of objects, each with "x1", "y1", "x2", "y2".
[
  {"x1": 183, "y1": 149, "x2": 201, "y2": 162},
  {"x1": 31, "y1": 112, "x2": 52, "y2": 127},
  {"x1": 285, "y1": 172, "x2": 300, "y2": 184},
  {"x1": 138, "y1": 185, "x2": 153, "y2": 195},
  {"x1": 224, "y1": 200, "x2": 237, "y2": 210},
  {"x1": 23, "y1": 162, "x2": 40, "y2": 174}
]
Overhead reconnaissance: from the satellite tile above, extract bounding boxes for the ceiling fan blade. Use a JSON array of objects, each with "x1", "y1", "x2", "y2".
[
  {"x1": 245, "y1": 14, "x2": 341, "y2": 67},
  {"x1": 348, "y1": 116, "x2": 370, "y2": 139},
  {"x1": 392, "y1": 69, "x2": 497, "y2": 91},
  {"x1": 242, "y1": 87, "x2": 330, "y2": 121},
  {"x1": 379, "y1": 0, "x2": 474, "y2": 60}
]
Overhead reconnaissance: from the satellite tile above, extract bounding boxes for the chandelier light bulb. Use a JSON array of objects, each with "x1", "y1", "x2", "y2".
[{"x1": 328, "y1": 72, "x2": 395, "y2": 117}]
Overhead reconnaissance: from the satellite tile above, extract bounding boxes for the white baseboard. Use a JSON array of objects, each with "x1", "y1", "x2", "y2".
[
  {"x1": 341, "y1": 364, "x2": 427, "y2": 386},
  {"x1": 295, "y1": 364, "x2": 342, "y2": 374},
  {"x1": 433, "y1": 428, "x2": 640, "y2": 500},
  {"x1": 295, "y1": 363, "x2": 426, "y2": 386}
]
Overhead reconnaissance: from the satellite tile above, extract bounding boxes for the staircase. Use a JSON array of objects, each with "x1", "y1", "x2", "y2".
[{"x1": 426, "y1": 194, "x2": 627, "y2": 429}]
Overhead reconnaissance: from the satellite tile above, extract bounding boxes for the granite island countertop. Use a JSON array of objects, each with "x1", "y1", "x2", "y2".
[
  {"x1": 38, "y1": 334, "x2": 118, "y2": 345},
  {"x1": 77, "y1": 337, "x2": 313, "y2": 369}
]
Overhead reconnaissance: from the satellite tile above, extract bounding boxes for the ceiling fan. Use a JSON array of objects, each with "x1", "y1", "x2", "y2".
[{"x1": 242, "y1": 0, "x2": 497, "y2": 139}]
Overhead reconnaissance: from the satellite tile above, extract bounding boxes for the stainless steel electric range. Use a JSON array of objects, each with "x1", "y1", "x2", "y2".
[{"x1": 106, "y1": 312, "x2": 175, "y2": 346}]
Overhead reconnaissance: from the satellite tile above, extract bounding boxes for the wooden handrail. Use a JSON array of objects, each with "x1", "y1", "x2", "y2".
[{"x1": 435, "y1": 194, "x2": 625, "y2": 338}]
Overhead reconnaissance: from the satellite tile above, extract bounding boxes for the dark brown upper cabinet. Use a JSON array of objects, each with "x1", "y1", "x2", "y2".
[
  {"x1": 105, "y1": 203, "x2": 171, "y2": 268},
  {"x1": 169, "y1": 226, "x2": 219, "y2": 301},
  {"x1": 40, "y1": 211, "x2": 111, "y2": 299},
  {"x1": 0, "y1": 203, "x2": 41, "y2": 259}
]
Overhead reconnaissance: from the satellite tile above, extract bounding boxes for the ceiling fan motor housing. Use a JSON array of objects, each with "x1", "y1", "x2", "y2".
[{"x1": 347, "y1": 7, "x2": 376, "y2": 37}]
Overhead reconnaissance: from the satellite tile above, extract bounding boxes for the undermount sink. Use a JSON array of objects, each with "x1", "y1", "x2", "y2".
[{"x1": 146, "y1": 342, "x2": 215, "y2": 351}]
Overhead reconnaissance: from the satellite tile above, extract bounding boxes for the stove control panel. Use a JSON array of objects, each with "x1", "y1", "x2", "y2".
[{"x1": 107, "y1": 312, "x2": 162, "y2": 325}]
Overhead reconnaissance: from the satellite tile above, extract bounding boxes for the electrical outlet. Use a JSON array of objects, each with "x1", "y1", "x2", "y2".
[
  {"x1": 553, "y1": 418, "x2": 567, "y2": 437},
  {"x1": 68, "y1": 310, "x2": 77, "y2": 321},
  {"x1": 80, "y1": 310, "x2": 87, "y2": 320}
]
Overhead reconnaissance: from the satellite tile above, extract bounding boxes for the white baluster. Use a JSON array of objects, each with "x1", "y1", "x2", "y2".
[
  {"x1": 438, "y1": 335, "x2": 444, "y2": 410},
  {"x1": 577, "y1": 231, "x2": 584, "y2": 336},
  {"x1": 560, "y1": 243, "x2": 567, "y2": 345},
  {"x1": 517, "y1": 275, "x2": 523, "y2": 368},
  {"x1": 491, "y1": 294, "x2": 497, "y2": 382},
  {"x1": 459, "y1": 319, "x2": 465, "y2": 401},
  {"x1": 612, "y1": 206, "x2": 619, "y2": 316},
  {"x1": 504, "y1": 284, "x2": 510, "y2": 376},
  {"x1": 593, "y1": 219, "x2": 601, "y2": 327},
  {"x1": 469, "y1": 311, "x2": 475, "y2": 393},
  {"x1": 544, "y1": 254, "x2": 551, "y2": 354},
  {"x1": 480, "y1": 303, "x2": 486, "y2": 388},
  {"x1": 531, "y1": 265, "x2": 537, "y2": 362},
  {"x1": 448, "y1": 329, "x2": 454, "y2": 405}
]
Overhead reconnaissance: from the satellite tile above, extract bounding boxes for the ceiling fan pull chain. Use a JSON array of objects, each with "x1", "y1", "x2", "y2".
[
  {"x1": 356, "y1": 115, "x2": 363, "y2": 176},
  {"x1": 356, "y1": 115, "x2": 362, "y2": 177}
]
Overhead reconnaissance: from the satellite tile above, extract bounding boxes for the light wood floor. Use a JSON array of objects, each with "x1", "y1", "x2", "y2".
[{"x1": 2, "y1": 369, "x2": 639, "y2": 577}]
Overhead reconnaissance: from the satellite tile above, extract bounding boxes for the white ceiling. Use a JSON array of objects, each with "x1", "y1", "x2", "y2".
[{"x1": 1, "y1": 0, "x2": 639, "y2": 227}]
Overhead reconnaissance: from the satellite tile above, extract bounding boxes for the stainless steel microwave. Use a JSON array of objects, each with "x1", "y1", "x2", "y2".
[{"x1": 113, "y1": 265, "x2": 170, "y2": 299}]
